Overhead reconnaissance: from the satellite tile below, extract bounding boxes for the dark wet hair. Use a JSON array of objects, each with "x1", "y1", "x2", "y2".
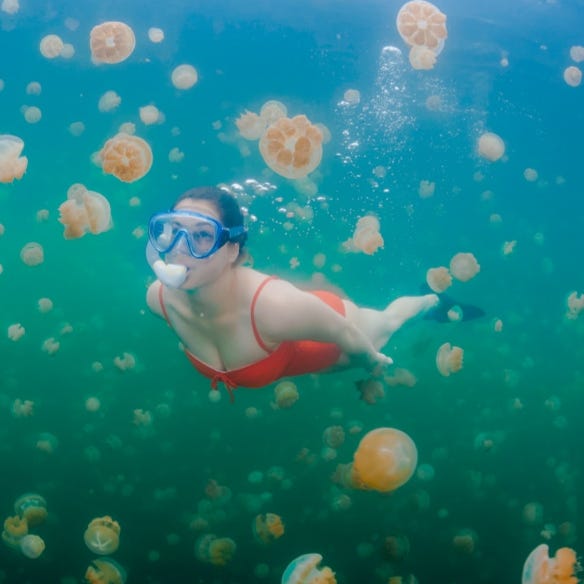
[{"x1": 173, "y1": 186, "x2": 248, "y2": 259}]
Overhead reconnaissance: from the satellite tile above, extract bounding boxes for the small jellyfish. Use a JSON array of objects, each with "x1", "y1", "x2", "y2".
[
  {"x1": 252, "y1": 513, "x2": 285, "y2": 544},
  {"x1": 19, "y1": 534, "x2": 45, "y2": 559},
  {"x1": 85, "y1": 558, "x2": 127, "y2": 584},
  {"x1": 171, "y1": 64, "x2": 198, "y2": 89},
  {"x1": 323, "y1": 425, "x2": 345, "y2": 449},
  {"x1": 39, "y1": 34, "x2": 64, "y2": 58},
  {"x1": 566, "y1": 292, "x2": 584, "y2": 320},
  {"x1": 7, "y1": 323, "x2": 25, "y2": 341},
  {"x1": 236, "y1": 111, "x2": 267, "y2": 140},
  {"x1": 563, "y1": 66, "x2": 582, "y2": 88},
  {"x1": 408, "y1": 45, "x2": 437, "y2": 70},
  {"x1": 84, "y1": 516, "x2": 121, "y2": 555},
  {"x1": 98, "y1": 90, "x2": 122, "y2": 112},
  {"x1": 449, "y1": 252, "x2": 480, "y2": 282},
  {"x1": 58, "y1": 184, "x2": 112, "y2": 239},
  {"x1": 259, "y1": 114, "x2": 323, "y2": 179},
  {"x1": 20, "y1": 242, "x2": 44, "y2": 266},
  {"x1": 195, "y1": 534, "x2": 237, "y2": 566},
  {"x1": 396, "y1": 1, "x2": 447, "y2": 51},
  {"x1": 351, "y1": 427, "x2": 418, "y2": 493},
  {"x1": 522, "y1": 544, "x2": 580, "y2": 584},
  {"x1": 148, "y1": 27, "x2": 164, "y2": 43},
  {"x1": 0, "y1": 134, "x2": 28, "y2": 183},
  {"x1": 1, "y1": 515, "x2": 28, "y2": 550},
  {"x1": 478, "y1": 132, "x2": 505, "y2": 161},
  {"x1": 14, "y1": 494, "x2": 47, "y2": 527},
  {"x1": 343, "y1": 215, "x2": 384, "y2": 255},
  {"x1": 99, "y1": 133, "x2": 153, "y2": 183},
  {"x1": 139, "y1": 105, "x2": 161, "y2": 125},
  {"x1": 260, "y1": 100, "x2": 287, "y2": 124},
  {"x1": 436, "y1": 342, "x2": 464, "y2": 376},
  {"x1": 90, "y1": 21, "x2": 136, "y2": 64},
  {"x1": 114, "y1": 352, "x2": 136, "y2": 371},
  {"x1": 273, "y1": 381, "x2": 299, "y2": 409},
  {"x1": 426, "y1": 266, "x2": 452, "y2": 293},
  {"x1": 281, "y1": 553, "x2": 337, "y2": 584}
]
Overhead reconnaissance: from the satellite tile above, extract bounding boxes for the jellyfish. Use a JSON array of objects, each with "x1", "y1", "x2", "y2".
[
  {"x1": 323, "y1": 426, "x2": 345, "y2": 449},
  {"x1": 259, "y1": 114, "x2": 323, "y2": 179},
  {"x1": 2, "y1": 515, "x2": 28, "y2": 550},
  {"x1": 452, "y1": 529, "x2": 478, "y2": 554},
  {"x1": 281, "y1": 553, "x2": 337, "y2": 584},
  {"x1": 58, "y1": 184, "x2": 112, "y2": 239},
  {"x1": 20, "y1": 242, "x2": 44, "y2": 266},
  {"x1": 259, "y1": 100, "x2": 288, "y2": 124},
  {"x1": 84, "y1": 516, "x2": 121, "y2": 555},
  {"x1": 14, "y1": 494, "x2": 47, "y2": 527},
  {"x1": 148, "y1": 27, "x2": 164, "y2": 43},
  {"x1": 23, "y1": 106, "x2": 42, "y2": 124},
  {"x1": 563, "y1": 66, "x2": 582, "y2": 88},
  {"x1": 566, "y1": 292, "x2": 584, "y2": 319},
  {"x1": 426, "y1": 266, "x2": 452, "y2": 293},
  {"x1": 436, "y1": 342, "x2": 463, "y2": 376},
  {"x1": 351, "y1": 427, "x2": 418, "y2": 493},
  {"x1": 477, "y1": 132, "x2": 505, "y2": 161},
  {"x1": 236, "y1": 111, "x2": 267, "y2": 140},
  {"x1": 252, "y1": 513, "x2": 285, "y2": 544},
  {"x1": 522, "y1": 544, "x2": 580, "y2": 584},
  {"x1": 355, "y1": 378, "x2": 385, "y2": 405},
  {"x1": 99, "y1": 133, "x2": 152, "y2": 182},
  {"x1": 98, "y1": 91, "x2": 121, "y2": 113},
  {"x1": 90, "y1": 21, "x2": 136, "y2": 64},
  {"x1": 19, "y1": 534, "x2": 45, "y2": 559},
  {"x1": 85, "y1": 558, "x2": 127, "y2": 584},
  {"x1": 396, "y1": 1, "x2": 447, "y2": 51},
  {"x1": 39, "y1": 34, "x2": 64, "y2": 58},
  {"x1": 273, "y1": 381, "x2": 299, "y2": 409},
  {"x1": 343, "y1": 215, "x2": 384, "y2": 255},
  {"x1": 139, "y1": 105, "x2": 161, "y2": 125},
  {"x1": 408, "y1": 45, "x2": 437, "y2": 70},
  {"x1": 449, "y1": 252, "x2": 480, "y2": 282},
  {"x1": 343, "y1": 89, "x2": 361, "y2": 105},
  {"x1": 7, "y1": 323, "x2": 25, "y2": 341},
  {"x1": 195, "y1": 534, "x2": 236, "y2": 566},
  {"x1": 171, "y1": 64, "x2": 198, "y2": 89},
  {"x1": 113, "y1": 352, "x2": 136, "y2": 371},
  {"x1": 0, "y1": 134, "x2": 28, "y2": 182}
]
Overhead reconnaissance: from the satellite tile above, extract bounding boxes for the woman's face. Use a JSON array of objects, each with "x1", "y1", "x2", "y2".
[{"x1": 168, "y1": 198, "x2": 238, "y2": 290}]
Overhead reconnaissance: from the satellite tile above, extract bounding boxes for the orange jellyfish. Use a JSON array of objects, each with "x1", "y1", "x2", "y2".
[
  {"x1": 85, "y1": 558, "x2": 127, "y2": 584},
  {"x1": 426, "y1": 266, "x2": 452, "y2": 293},
  {"x1": 0, "y1": 134, "x2": 28, "y2": 183},
  {"x1": 90, "y1": 21, "x2": 136, "y2": 64},
  {"x1": 436, "y1": 342, "x2": 464, "y2": 376},
  {"x1": 522, "y1": 544, "x2": 580, "y2": 584},
  {"x1": 84, "y1": 516, "x2": 121, "y2": 555},
  {"x1": 343, "y1": 215, "x2": 384, "y2": 255},
  {"x1": 58, "y1": 184, "x2": 112, "y2": 239},
  {"x1": 281, "y1": 553, "x2": 337, "y2": 584},
  {"x1": 14, "y1": 494, "x2": 47, "y2": 527},
  {"x1": 2, "y1": 515, "x2": 28, "y2": 550},
  {"x1": 195, "y1": 534, "x2": 236, "y2": 566},
  {"x1": 259, "y1": 115, "x2": 323, "y2": 179},
  {"x1": 449, "y1": 252, "x2": 480, "y2": 282},
  {"x1": 396, "y1": 1, "x2": 447, "y2": 51},
  {"x1": 351, "y1": 427, "x2": 418, "y2": 493},
  {"x1": 99, "y1": 133, "x2": 153, "y2": 183},
  {"x1": 252, "y1": 513, "x2": 285, "y2": 544},
  {"x1": 273, "y1": 381, "x2": 299, "y2": 409}
]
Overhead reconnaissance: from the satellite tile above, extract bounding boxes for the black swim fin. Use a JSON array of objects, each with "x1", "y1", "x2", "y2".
[{"x1": 419, "y1": 283, "x2": 486, "y2": 323}]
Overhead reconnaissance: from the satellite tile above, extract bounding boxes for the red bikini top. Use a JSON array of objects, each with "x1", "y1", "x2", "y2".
[{"x1": 158, "y1": 277, "x2": 295, "y2": 401}]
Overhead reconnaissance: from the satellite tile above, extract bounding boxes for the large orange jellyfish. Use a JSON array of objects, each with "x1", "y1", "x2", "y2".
[
  {"x1": 90, "y1": 21, "x2": 136, "y2": 64},
  {"x1": 396, "y1": 1, "x2": 447, "y2": 51},
  {"x1": 2, "y1": 515, "x2": 28, "y2": 550},
  {"x1": 522, "y1": 544, "x2": 580, "y2": 584},
  {"x1": 351, "y1": 427, "x2": 418, "y2": 493},
  {"x1": 259, "y1": 115, "x2": 323, "y2": 179},
  {"x1": 99, "y1": 133, "x2": 152, "y2": 182},
  {"x1": 436, "y1": 342, "x2": 464, "y2": 376},
  {"x1": 84, "y1": 516, "x2": 121, "y2": 555},
  {"x1": 253, "y1": 513, "x2": 285, "y2": 544},
  {"x1": 0, "y1": 134, "x2": 28, "y2": 183},
  {"x1": 85, "y1": 558, "x2": 127, "y2": 584},
  {"x1": 281, "y1": 553, "x2": 337, "y2": 584},
  {"x1": 58, "y1": 184, "x2": 112, "y2": 239},
  {"x1": 14, "y1": 493, "x2": 47, "y2": 527}
]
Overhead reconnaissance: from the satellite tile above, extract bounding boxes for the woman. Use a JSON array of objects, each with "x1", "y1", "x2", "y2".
[{"x1": 146, "y1": 186, "x2": 438, "y2": 401}]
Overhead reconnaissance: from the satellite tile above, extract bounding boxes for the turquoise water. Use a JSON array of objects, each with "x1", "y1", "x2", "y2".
[{"x1": 1, "y1": 0, "x2": 583, "y2": 582}]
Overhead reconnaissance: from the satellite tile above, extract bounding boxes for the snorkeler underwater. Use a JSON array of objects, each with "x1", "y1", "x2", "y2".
[{"x1": 1, "y1": 1, "x2": 583, "y2": 583}]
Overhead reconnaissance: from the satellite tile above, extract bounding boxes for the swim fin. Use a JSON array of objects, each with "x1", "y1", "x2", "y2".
[{"x1": 420, "y1": 284, "x2": 486, "y2": 323}]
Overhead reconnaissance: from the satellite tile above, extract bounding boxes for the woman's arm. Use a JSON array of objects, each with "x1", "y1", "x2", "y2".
[{"x1": 255, "y1": 280, "x2": 392, "y2": 369}]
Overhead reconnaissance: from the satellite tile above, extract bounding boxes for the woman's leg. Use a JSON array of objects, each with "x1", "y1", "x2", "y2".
[{"x1": 342, "y1": 294, "x2": 439, "y2": 350}]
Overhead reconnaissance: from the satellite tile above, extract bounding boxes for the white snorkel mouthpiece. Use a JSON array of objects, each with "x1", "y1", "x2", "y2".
[
  {"x1": 146, "y1": 242, "x2": 188, "y2": 289},
  {"x1": 152, "y1": 260, "x2": 187, "y2": 288}
]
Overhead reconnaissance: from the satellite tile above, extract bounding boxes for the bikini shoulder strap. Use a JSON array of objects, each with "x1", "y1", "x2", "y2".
[{"x1": 250, "y1": 276, "x2": 277, "y2": 353}]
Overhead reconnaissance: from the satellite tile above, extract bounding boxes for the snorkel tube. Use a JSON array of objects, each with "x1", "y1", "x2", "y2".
[{"x1": 146, "y1": 241, "x2": 188, "y2": 289}]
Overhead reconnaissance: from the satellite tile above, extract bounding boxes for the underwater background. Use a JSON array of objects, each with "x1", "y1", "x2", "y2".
[{"x1": 1, "y1": 0, "x2": 584, "y2": 582}]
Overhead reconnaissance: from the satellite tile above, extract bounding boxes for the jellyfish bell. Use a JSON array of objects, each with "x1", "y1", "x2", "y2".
[
  {"x1": 2, "y1": 515, "x2": 28, "y2": 550},
  {"x1": 19, "y1": 534, "x2": 45, "y2": 559},
  {"x1": 449, "y1": 252, "x2": 480, "y2": 282},
  {"x1": 14, "y1": 494, "x2": 47, "y2": 527},
  {"x1": 146, "y1": 241, "x2": 188, "y2": 288},
  {"x1": 436, "y1": 342, "x2": 464, "y2": 376},
  {"x1": 90, "y1": 21, "x2": 136, "y2": 64},
  {"x1": 84, "y1": 516, "x2": 121, "y2": 555},
  {"x1": 522, "y1": 544, "x2": 579, "y2": 584},
  {"x1": 85, "y1": 558, "x2": 127, "y2": 584},
  {"x1": 0, "y1": 134, "x2": 28, "y2": 183},
  {"x1": 99, "y1": 133, "x2": 153, "y2": 182},
  {"x1": 477, "y1": 132, "x2": 505, "y2": 161},
  {"x1": 396, "y1": 1, "x2": 447, "y2": 51},
  {"x1": 171, "y1": 64, "x2": 198, "y2": 89},
  {"x1": 252, "y1": 513, "x2": 285, "y2": 545},
  {"x1": 281, "y1": 553, "x2": 337, "y2": 584},
  {"x1": 351, "y1": 427, "x2": 418, "y2": 493}
]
